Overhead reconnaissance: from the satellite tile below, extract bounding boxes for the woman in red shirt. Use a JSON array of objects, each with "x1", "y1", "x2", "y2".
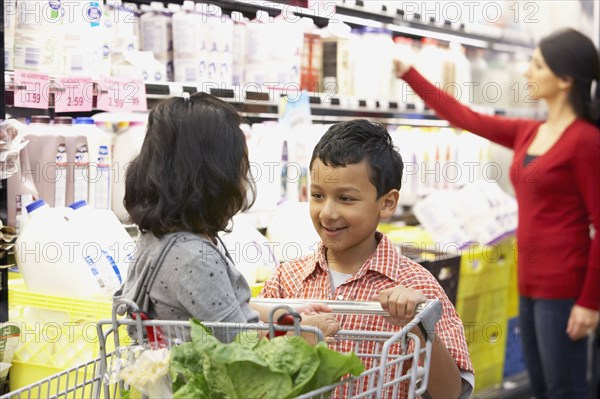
[{"x1": 396, "y1": 28, "x2": 599, "y2": 398}]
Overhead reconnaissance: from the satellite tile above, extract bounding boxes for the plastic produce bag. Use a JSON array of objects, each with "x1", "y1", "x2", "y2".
[
  {"x1": 117, "y1": 346, "x2": 172, "y2": 398},
  {"x1": 0, "y1": 119, "x2": 30, "y2": 179}
]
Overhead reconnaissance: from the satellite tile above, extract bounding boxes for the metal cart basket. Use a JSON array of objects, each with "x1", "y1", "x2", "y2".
[{"x1": 0, "y1": 299, "x2": 442, "y2": 399}]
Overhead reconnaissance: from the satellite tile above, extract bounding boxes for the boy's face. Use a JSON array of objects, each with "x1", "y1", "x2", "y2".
[{"x1": 309, "y1": 158, "x2": 398, "y2": 261}]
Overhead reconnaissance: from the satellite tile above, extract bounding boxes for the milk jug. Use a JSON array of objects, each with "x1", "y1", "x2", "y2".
[
  {"x1": 14, "y1": 200, "x2": 98, "y2": 298},
  {"x1": 67, "y1": 200, "x2": 134, "y2": 284}
]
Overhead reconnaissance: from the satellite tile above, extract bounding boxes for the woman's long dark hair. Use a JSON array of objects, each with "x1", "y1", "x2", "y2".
[
  {"x1": 539, "y1": 28, "x2": 600, "y2": 127},
  {"x1": 124, "y1": 92, "x2": 255, "y2": 237}
]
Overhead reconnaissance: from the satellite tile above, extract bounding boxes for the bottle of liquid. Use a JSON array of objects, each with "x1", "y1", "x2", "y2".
[
  {"x1": 321, "y1": 19, "x2": 353, "y2": 96},
  {"x1": 112, "y1": 121, "x2": 146, "y2": 222},
  {"x1": 139, "y1": 1, "x2": 174, "y2": 81},
  {"x1": 13, "y1": 0, "x2": 64, "y2": 74},
  {"x1": 73, "y1": 117, "x2": 113, "y2": 209},
  {"x1": 18, "y1": 116, "x2": 66, "y2": 206},
  {"x1": 245, "y1": 10, "x2": 273, "y2": 85},
  {"x1": 67, "y1": 200, "x2": 134, "y2": 286},
  {"x1": 392, "y1": 36, "x2": 418, "y2": 107},
  {"x1": 231, "y1": 11, "x2": 247, "y2": 86},
  {"x1": 172, "y1": 0, "x2": 203, "y2": 83},
  {"x1": 300, "y1": 17, "x2": 322, "y2": 92},
  {"x1": 14, "y1": 199, "x2": 98, "y2": 298},
  {"x1": 51, "y1": 117, "x2": 72, "y2": 208}
]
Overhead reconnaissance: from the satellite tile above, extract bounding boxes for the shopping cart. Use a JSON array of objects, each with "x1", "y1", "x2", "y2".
[{"x1": 0, "y1": 298, "x2": 442, "y2": 399}]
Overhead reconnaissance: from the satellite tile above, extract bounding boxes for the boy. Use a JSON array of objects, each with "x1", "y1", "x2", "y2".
[{"x1": 259, "y1": 120, "x2": 474, "y2": 398}]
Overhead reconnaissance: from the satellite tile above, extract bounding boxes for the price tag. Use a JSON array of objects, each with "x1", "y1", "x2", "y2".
[
  {"x1": 97, "y1": 77, "x2": 148, "y2": 112},
  {"x1": 54, "y1": 76, "x2": 94, "y2": 113},
  {"x1": 14, "y1": 69, "x2": 50, "y2": 109}
]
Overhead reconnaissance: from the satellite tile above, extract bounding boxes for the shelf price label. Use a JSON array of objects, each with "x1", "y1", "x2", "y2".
[
  {"x1": 54, "y1": 76, "x2": 94, "y2": 113},
  {"x1": 14, "y1": 70, "x2": 50, "y2": 109},
  {"x1": 97, "y1": 77, "x2": 148, "y2": 112}
]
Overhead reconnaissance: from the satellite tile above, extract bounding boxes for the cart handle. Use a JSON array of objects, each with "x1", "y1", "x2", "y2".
[
  {"x1": 252, "y1": 299, "x2": 440, "y2": 333},
  {"x1": 251, "y1": 298, "x2": 431, "y2": 317}
]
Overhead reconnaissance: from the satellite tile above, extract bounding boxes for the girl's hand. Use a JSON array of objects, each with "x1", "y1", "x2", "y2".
[
  {"x1": 372, "y1": 285, "x2": 427, "y2": 326},
  {"x1": 567, "y1": 305, "x2": 599, "y2": 341},
  {"x1": 394, "y1": 59, "x2": 411, "y2": 79}
]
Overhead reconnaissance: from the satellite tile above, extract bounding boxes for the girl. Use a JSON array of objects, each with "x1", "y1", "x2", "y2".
[
  {"x1": 396, "y1": 28, "x2": 599, "y2": 398},
  {"x1": 120, "y1": 92, "x2": 338, "y2": 340}
]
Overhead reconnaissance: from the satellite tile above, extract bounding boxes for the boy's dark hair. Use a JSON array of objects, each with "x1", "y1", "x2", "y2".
[
  {"x1": 124, "y1": 92, "x2": 255, "y2": 237},
  {"x1": 309, "y1": 120, "x2": 404, "y2": 198}
]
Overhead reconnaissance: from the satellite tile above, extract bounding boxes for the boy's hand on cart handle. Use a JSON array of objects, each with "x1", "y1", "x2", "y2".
[
  {"x1": 394, "y1": 59, "x2": 411, "y2": 79},
  {"x1": 373, "y1": 285, "x2": 427, "y2": 326},
  {"x1": 294, "y1": 302, "x2": 333, "y2": 315},
  {"x1": 566, "y1": 305, "x2": 599, "y2": 341},
  {"x1": 301, "y1": 313, "x2": 341, "y2": 338}
]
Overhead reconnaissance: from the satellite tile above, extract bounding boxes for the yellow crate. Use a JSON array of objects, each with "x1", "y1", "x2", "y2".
[
  {"x1": 457, "y1": 288, "x2": 508, "y2": 327},
  {"x1": 506, "y1": 260, "x2": 519, "y2": 319},
  {"x1": 465, "y1": 320, "x2": 508, "y2": 393},
  {"x1": 9, "y1": 360, "x2": 118, "y2": 399},
  {"x1": 8, "y1": 279, "x2": 120, "y2": 392},
  {"x1": 251, "y1": 283, "x2": 264, "y2": 298}
]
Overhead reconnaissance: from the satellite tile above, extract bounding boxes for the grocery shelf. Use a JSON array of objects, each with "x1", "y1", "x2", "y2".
[
  {"x1": 3, "y1": 72, "x2": 545, "y2": 125},
  {"x1": 126, "y1": 0, "x2": 535, "y2": 53}
]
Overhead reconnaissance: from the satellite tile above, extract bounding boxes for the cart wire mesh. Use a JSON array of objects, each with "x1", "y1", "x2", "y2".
[{"x1": 1, "y1": 299, "x2": 442, "y2": 399}]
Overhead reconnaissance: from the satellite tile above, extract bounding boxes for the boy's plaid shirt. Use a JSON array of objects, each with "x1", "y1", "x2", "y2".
[{"x1": 259, "y1": 232, "x2": 473, "y2": 397}]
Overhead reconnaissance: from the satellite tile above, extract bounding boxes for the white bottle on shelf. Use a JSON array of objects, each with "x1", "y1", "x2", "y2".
[
  {"x1": 391, "y1": 36, "x2": 418, "y2": 107},
  {"x1": 112, "y1": 121, "x2": 146, "y2": 222},
  {"x1": 245, "y1": 10, "x2": 273, "y2": 85},
  {"x1": 72, "y1": 117, "x2": 113, "y2": 210},
  {"x1": 231, "y1": 11, "x2": 247, "y2": 86},
  {"x1": 139, "y1": 1, "x2": 174, "y2": 81},
  {"x1": 13, "y1": 0, "x2": 64, "y2": 74},
  {"x1": 172, "y1": 0, "x2": 204, "y2": 83},
  {"x1": 321, "y1": 19, "x2": 353, "y2": 96}
]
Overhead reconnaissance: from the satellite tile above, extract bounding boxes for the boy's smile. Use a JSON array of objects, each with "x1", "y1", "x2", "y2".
[{"x1": 309, "y1": 158, "x2": 398, "y2": 274}]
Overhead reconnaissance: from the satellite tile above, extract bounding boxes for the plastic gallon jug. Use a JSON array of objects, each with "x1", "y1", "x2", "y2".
[
  {"x1": 15, "y1": 199, "x2": 130, "y2": 299},
  {"x1": 67, "y1": 200, "x2": 134, "y2": 284},
  {"x1": 220, "y1": 213, "x2": 278, "y2": 284},
  {"x1": 266, "y1": 201, "x2": 321, "y2": 265},
  {"x1": 112, "y1": 121, "x2": 146, "y2": 222},
  {"x1": 14, "y1": 200, "x2": 88, "y2": 298}
]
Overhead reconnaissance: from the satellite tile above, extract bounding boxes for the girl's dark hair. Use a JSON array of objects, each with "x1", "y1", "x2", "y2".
[
  {"x1": 309, "y1": 120, "x2": 404, "y2": 198},
  {"x1": 125, "y1": 92, "x2": 255, "y2": 237},
  {"x1": 539, "y1": 28, "x2": 600, "y2": 126}
]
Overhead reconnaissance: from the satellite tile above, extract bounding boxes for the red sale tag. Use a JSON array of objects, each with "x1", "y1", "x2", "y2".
[
  {"x1": 54, "y1": 76, "x2": 94, "y2": 113},
  {"x1": 14, "y1": 70, "x2": 50, "y2": 109},
  {"x1": 97, "y1": 77, "x2": 148, "y2": 112}
]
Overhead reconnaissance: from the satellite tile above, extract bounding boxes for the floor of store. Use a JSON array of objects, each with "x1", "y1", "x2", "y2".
[{"x1": 474, "y1": 373, "x2": 532, "y2": 399}]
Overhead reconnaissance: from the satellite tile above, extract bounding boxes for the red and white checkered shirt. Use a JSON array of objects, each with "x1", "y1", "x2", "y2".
[{"x1": 259, "y1": 232, "x2": 473, "y2": 398}]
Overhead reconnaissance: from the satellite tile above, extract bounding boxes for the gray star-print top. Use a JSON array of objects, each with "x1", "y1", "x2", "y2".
[{"x1": 121, "y1": 231, "x2": 259, "y2": 340}]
